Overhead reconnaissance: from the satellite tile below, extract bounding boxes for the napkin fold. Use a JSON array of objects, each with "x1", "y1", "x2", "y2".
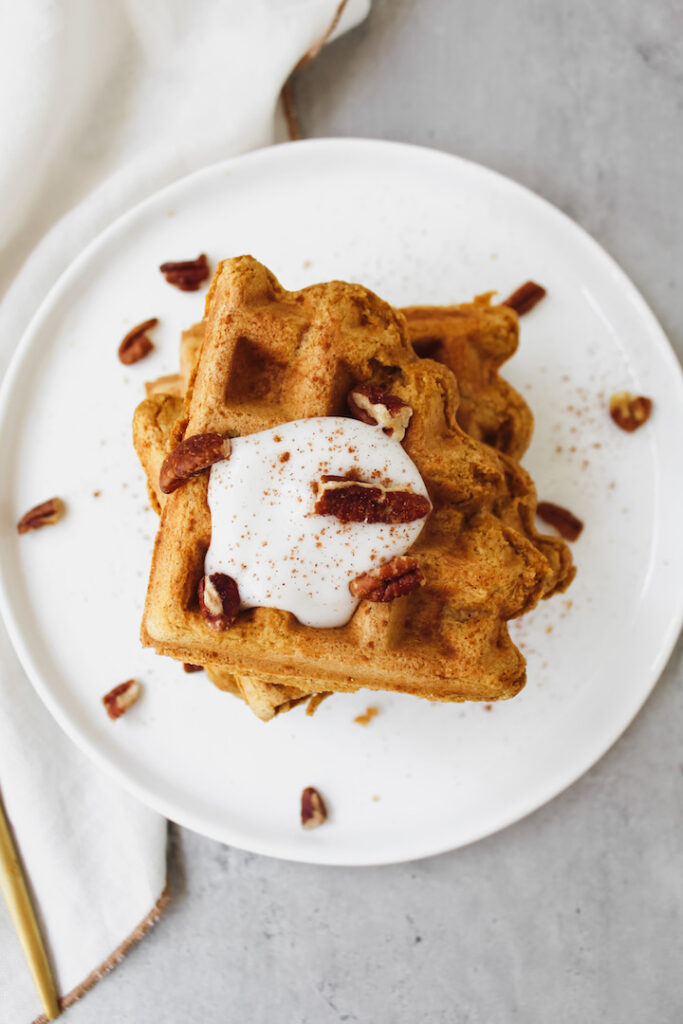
[{"x1": 0, "y1": 2, "x2": 369, "y2": 1020}]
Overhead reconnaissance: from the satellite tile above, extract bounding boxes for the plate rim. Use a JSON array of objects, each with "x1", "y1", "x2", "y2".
[{"x1": 0, "y1": 137, "x2": 682, "y2": 866}]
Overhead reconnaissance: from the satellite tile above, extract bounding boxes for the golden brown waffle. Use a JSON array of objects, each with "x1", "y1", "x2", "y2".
[
  {"x1": 138, "y1": 256, "x2": 573, "y2": 709},
  {"x1": 135, "y1": 283, "x2": 562, "y2": 718},
  {"x1": 403, "y1": 296, "x2": 533, "y2": 460}
]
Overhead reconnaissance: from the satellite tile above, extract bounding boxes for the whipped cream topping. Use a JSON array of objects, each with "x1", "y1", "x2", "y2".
[{"x1": 205, "y1": 417, "x2": 429, "y2": 628}]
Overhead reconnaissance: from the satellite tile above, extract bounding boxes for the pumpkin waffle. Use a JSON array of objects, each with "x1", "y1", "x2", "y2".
[
  {"x1": 134, "y1": 308, "x2": 536, "y2": 716},
  {"x1": 138, "y1": 256, "x2": 573, "y2": 713}
]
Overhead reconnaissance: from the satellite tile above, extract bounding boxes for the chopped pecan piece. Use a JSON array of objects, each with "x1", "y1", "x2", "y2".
[
  {"x1": 301, "y1": 786, "x2": 327, "y2": 830},
  {"x1": 118, "y1": 318, "x2": 157, "y2": 364},
  {"x1": 537, "y1": 501, "x2": 583, "y2": 542},
  {"x1": 314, "y1": 476, "x2": 431, "y2": 524},
  {"x1": 183, "y1": 663, "x2": 204, "y2": 673},
  {"x1": 349, "y1": 555, "x2": 425, "y2": 602},
  {"x1": 17, "y1": 497, "x2": 65, "y2": 535},
  {"x1": 347, "y1": 383, "x2": 413, "y2": 441},
  {"x1": 502, "y1": 281, "x2": 546, "y2": 315},
  {"x1": 609, "y1": 392, "x2": 652, "y2": 432},
  {"x1": 198, "y1": 573, "x2": 240, "y2": 630},
  {"x1": 159, "y1": 254, "x2": 210, "y2": 291},
  {"x1": 159, "y1": 433, "x2": 231, "y2": 493},
  {"x1": 102, "y1": 679, "x2": 142, "y2": 719}
]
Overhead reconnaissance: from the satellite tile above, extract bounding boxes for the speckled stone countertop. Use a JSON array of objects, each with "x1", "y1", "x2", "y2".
[{"x1": 65, "y1": 2, "x2": 683, "y2": 1020}]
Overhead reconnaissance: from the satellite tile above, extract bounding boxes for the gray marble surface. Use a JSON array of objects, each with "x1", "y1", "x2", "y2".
[{"x1": 67, "y1": 2, "x2": 683, "y2": 1021}]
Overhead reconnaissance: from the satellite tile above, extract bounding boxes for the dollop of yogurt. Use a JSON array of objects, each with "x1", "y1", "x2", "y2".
[{"x1": 205, "y1": 417, "x2": 429, "y2": 628}]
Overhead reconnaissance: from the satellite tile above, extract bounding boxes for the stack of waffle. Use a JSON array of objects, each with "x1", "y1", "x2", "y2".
[{"x1": 134, "y1": 256, "x2": 573, "y2": 720}]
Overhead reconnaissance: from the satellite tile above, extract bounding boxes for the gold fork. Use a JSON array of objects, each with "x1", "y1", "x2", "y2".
[{"x1": 0, "y1": 791, "x2": 60, "y2": 1019}]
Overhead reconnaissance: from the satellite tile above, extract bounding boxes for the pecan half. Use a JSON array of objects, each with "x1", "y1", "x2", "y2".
[
  {"x1": 314, "y1": 476, "x2": 431, "y2": 524},
  {"x1": 159, "y1": 433, "x2": 231, "y2": 493},
  {"x1": 347, "y1": 383, "x2": 413, "y2": 441},
  {"x1": 198, "y1": 573, "x2": 240, "y2": 630},
  {"x1": 118, "y1": 318, "x2": 157, "y2": 364},
  {"x1": 102, "y1": 679, "x2": 142, "y2": 719},
  {"x1": 183, "y1": 663, "x2": 204, "y2": 673},
  {"x1": 159, "y1": 254, "x2": 210, "y2": 291},
  {"x1": 502, "y1": 281, "x2": 546, "y2": 315},
  {"x1": 537, "y1": 501, "x2": 583, "y2": 542},
  {"x1": 17, "y1": 497, "x2": 65, "y2": 535},
  {"x1": 609, "y1": 392, "x2": 652, "y2": 433},
  {"x1": 301, "y1": 786, "x2": 327, "y2": 830},
  {"x1": 350, "y1": 555, "x2": 425, "y2": 602}
]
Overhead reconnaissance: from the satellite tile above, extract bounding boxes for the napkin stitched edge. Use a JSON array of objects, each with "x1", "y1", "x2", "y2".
[{"x1": 30, "y1": 883, "x2": 170, "y2": 1024}]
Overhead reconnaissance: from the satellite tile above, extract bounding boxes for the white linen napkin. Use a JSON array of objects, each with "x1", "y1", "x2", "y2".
[{"x1": 0, "y1": 2, "x2": 369, "y2": 1020}]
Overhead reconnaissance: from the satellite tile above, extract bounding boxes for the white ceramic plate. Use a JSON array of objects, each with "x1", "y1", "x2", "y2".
[{"x1": 1, "y1": 140, "x2": 681, "y2": 866}]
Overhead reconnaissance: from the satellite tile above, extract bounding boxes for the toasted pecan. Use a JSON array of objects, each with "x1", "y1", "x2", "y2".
[
  {"x1": 609, "y1": 392, "x2": 652, "y2": 432},
  {"x1": 159, "y1": 254, "x2": 210, "y2": 291},
  {"x1": 17, "y1": 497, "x2": 64, "y2": 535},
  {"x1": 159, "y1": 433, "x2": 231, "y2": 494},
  {"x1": 198, "y1": 573, "x2": 240, "y2": 630},
  {"x1": 118, "y1": 318, "x2": 157, "y2": 364},
  {"x1": 350, "y1": 555, "x2": 425, "y2": 602},
  {"x1": 314, "y1": 476, "x2": 430, "y2": 524},
  {"x1": 502, "y1": 281, "x2": 546, "y2": 315},
  {"x1": 537, "y1": 501, "x2": 583, "y2": 542},
  {"x1": 301, "y1": 786, "x2": 327, "y2": 829},
  {"x1": 102, "y1": 679, "x2": 141, "y2": 719},
  {"x1": 347, "y1": 383, "x2": 413, "y2": 441}
]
